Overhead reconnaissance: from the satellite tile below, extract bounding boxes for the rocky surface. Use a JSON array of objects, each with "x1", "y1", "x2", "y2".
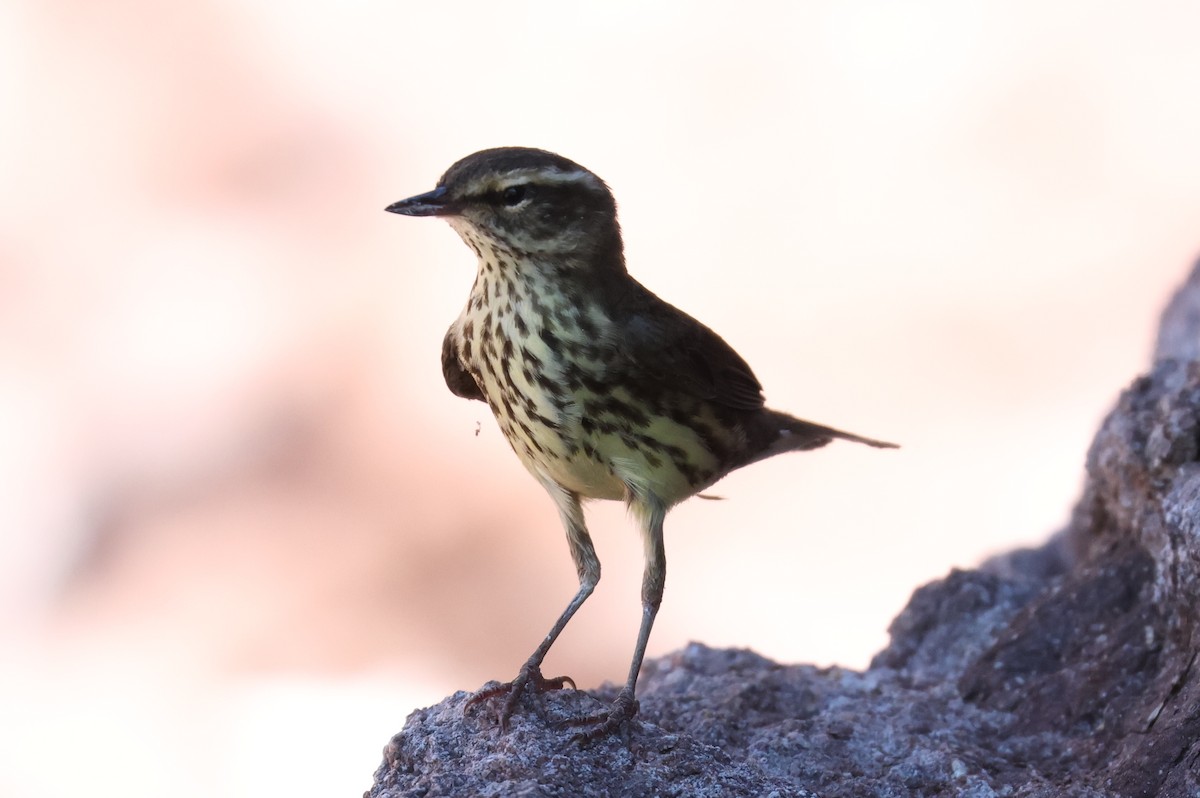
[{"x1": 367, "y1": 261, "x2": 1200, "y2": 798}]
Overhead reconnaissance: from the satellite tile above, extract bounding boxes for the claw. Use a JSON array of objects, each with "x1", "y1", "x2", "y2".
[
  {"x1": 463, "y1": 665, "x2": 576, "y2": 729},
  {"x1": 559, "y1": 688, "x2": 640, "y2": 743}
]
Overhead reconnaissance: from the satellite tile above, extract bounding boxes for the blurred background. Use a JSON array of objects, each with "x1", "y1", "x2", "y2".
[{"x1": 3, "y1": 1, "x2": 1200, "y2": 795}]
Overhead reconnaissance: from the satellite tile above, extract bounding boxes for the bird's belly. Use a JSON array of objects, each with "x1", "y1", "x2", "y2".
[
  {"x1": 460, "y1": 302, "x2": 731, "y2": 504},
  {"x1": 483, "y1": 376, "x2": 728, "y2": 504},
  {"x1": 502, "y1": 409, "x2": 717, "y2": 503},
  {"x1": 476, "y1": 380, "x2": 628, "y2": 501},
  {"x1": 526, "y1": 441, "x2": 627, "y2": 501}
]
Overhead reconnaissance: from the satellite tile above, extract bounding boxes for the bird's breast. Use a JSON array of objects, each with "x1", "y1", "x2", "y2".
[{"x1": 456, "y1": 272, "x2": 732, "y2": 503}]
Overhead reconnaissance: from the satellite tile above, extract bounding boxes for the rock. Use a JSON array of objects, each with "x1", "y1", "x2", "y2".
[{"x1": 367, "y1": 262, "x2": 1200, "y2": 798}]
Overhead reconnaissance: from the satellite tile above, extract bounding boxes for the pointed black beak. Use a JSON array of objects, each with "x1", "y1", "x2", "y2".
[{"x1": 385, "y1": 186, "x2": 451, "y2": 217}]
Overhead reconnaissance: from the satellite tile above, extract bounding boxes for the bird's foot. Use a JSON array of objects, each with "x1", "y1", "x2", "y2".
[
  {"x1": 463, "y1": 664, "x2": 575, "y2": 729},
  {"x1": 558, "y1": 687, "x2": 639, "y2": 743}
]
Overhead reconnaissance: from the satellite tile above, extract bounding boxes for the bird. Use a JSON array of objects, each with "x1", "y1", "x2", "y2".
[{"x1": 385, "y1": 147, "x2": 897, "y2": 740}]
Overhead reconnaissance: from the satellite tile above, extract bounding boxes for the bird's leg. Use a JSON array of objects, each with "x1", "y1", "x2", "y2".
[
  {"x1": 563, "y1": 496, "x2": 666, "y2": 741},
  {"x1": 465, "y1": 483, "x2": 599, "y2": 729}
]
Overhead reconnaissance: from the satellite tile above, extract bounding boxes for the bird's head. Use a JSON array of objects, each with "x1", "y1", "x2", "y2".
[{"x1": 386, "y1": 147, "x2": 625, "y2": 274}]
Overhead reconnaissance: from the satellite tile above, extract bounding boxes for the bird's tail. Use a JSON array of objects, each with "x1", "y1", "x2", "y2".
[{"x1": 744, "y1": 409, "x2": 898, "y2": 467}]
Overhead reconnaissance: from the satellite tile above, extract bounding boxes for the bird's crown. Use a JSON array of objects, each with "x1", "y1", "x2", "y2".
[
  {"x1": 438, "y1": 147, "x2": 608, "y2": 203},
  {"x1": 388, "y1": 147, "x2": 624, "y2": 266}
]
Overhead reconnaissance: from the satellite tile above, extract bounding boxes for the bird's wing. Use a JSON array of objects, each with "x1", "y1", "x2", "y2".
[
  {"x1": 614, "y1": 290, "x2": 766, "y2": 411},
  {"x1": 442, "y1": 325, "x2": 486, "y2": 402}
]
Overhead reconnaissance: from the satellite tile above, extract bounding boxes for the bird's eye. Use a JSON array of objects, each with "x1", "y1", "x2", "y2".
[{"x1": 501, "y1": 185, "x2": 527, "y2": 206}]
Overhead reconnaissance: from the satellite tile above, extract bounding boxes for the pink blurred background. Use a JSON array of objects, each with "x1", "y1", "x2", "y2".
[{"x1": 3, "y1": 1, "x2": 1200, "y2": 795}]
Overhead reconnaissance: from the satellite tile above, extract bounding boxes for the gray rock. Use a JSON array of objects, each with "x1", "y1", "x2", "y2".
[{"x1": 368, "y1": 262, "x2": 1200, "y2": 798}]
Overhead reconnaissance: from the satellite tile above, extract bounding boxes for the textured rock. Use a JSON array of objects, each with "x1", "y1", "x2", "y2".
[{"x1": 368, "y1": 262, "x2": 1200, "y2": 798}]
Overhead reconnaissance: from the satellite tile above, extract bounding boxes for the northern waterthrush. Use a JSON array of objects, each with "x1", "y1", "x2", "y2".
[{"x1": 386, "y1": 147, "x2": 896, "y2": 739}]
